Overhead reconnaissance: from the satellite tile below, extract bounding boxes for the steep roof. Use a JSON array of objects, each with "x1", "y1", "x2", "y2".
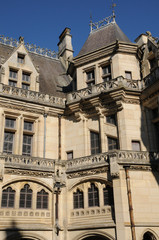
[
  {"x1": 77, "y1": 22, "x2": 131, "y2": 57},
  {"x1": 0, "y1": 43, "x2": 71, "y2": 97}
]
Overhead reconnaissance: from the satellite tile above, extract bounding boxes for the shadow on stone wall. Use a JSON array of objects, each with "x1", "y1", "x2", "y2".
[{"x1": 5, "y1": 220, "x2": 23, "y2": 240}]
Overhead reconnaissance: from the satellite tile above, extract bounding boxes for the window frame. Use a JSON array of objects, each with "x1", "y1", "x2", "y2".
[
  {"x1": 88, "y1": 183, "x2": 99, "y2": 207},
  {"x1": 36, "y1": 189, "x2": 49, "y2": 209},
  {"x1": 107, "y1": 136, "x2": 118, "y2": 151},
  {"x1": 106, "y1": 114, "x2": 116, "y2": 125},
  {"x1": 17, "y1": 53, "x2": 25, "y2": 64},
  {"x1": 1, "y1": 187, "x2": 15, "y2": 208},
  {"x1": 22, "y1": 121, "x2": 34, "y2": 156},
  {"x1": 86, "y1": 69, "x2": 95, "y2": 87},
  {"x1": 19, "y1": 184, "x2": 32, "y2": 209},
  {"x1": 102, "y1": 64, "x2": 111, "y2": 82},
  {"x1": 90, "y1": 131, "x2": 100, "y2": 155},
  {"x1": 131, "y1": 140, "x2": 141, "y2": 151},
  {"x1": 73, "y1": 189, "x2": 84, "y2": 209},
  {"x1": 3, "y1": 118, "x2": 16, "y2": 154}
]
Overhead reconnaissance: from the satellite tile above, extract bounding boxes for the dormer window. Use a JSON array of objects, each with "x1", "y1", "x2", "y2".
[
  {"x1": 18, "y1": 53, "x2": 25, "y2": 64},
  {"x1": 9, "y1": 69, "x2": 17, "y2": 80},
  {"x1": 86, "y1": 69, "x2": 95, "y2": 87},
  {"x1": 22, "y1": 72, "x2": 30, "y2": 82},
  {"x1": 102, "y1": 65, "x2": 111, "y2": 82}
]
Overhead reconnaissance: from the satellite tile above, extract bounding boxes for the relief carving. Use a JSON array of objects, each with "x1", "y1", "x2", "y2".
[
  {"x1": 67, "y1": 167, "x2": 108, "y2": 179},
  {"x1": 5, "y1": 169, "x2": 54, "y2": 178}
]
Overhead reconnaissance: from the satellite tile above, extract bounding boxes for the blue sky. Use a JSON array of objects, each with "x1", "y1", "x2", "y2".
[{"x1": 0, "y1": 0, "x2": 158, "y2": 56}]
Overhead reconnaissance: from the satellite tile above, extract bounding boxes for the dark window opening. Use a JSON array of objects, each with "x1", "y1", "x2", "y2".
[
  {"x1": 103, "y1": 185, "x2": 113, "y2": 206},
  {"x1": 106, "y1": 114, "x2": 116, "y2": 125}
]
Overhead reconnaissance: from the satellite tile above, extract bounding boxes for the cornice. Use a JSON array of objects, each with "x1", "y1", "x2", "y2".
[{"x1": 74, "y1": 42, "x2": 138, "y2": 67}]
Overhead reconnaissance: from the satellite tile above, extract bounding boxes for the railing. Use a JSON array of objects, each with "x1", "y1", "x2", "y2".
[
  {"x1": 0, "y1": 83, "x2": 66, "y2": 107},
  {"x1": 1, "y1": 154, "x2": 56, "y2": 168},
  {"x1": 67, "y1": 76, "x2": 142, "y2": 103},
  {"x1": 142, "y1": 67, "x2": 159, "y2": 88},
  {"x1": 0, "y1": 35, "x2": 58, "y2": 59},
  {"x1": 66, "y1": 150, "x2": 159, "y2": 171},
  {"x1": 66, "y1": 153, "x2": 109, "y2": 170}
]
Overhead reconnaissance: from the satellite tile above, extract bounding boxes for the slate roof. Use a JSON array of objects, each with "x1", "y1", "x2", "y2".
[
  {"x1": 0, "y1": 43, "x2": 71, "y2": 97},
  {"x1": 77, "y1": 22, "x2": 131, "y2": 57}
]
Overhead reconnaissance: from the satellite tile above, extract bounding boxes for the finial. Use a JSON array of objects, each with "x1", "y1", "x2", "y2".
[
  {"x1": 111, "y1": 0, "x2": 116, "y2": 22},
  {"x1": 19, "y1": 36, "x2": 24, "y2": 44},
  {"x1": 90, "y1": 12, "x2": 93, "y2": 33}
]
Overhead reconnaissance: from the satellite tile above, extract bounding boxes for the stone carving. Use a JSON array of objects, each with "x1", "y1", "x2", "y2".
[
  {"x1": 67, "y1": 153, "x2": 109, "y2": 170},
  {"x1": 0, "y1": 83, "x2": 66, "y2": 107},
  {"x1": 19, "y1": 36, "x2": 24, "y2": 43},
  {"x1": 67, "y1": 167, "x2": 108, "y2": 179},
  {"x1": 67, "y1": 76, "x2": 142, "y2": 103},
  {"x1": 71, "y1": 206, "x2": 111, "y2": 218},
  {"x1": 0, "y1": 34, "x2": 58, "y2": 59},
  {"x1": 5, "y1": 169, "x2": 54, "y2": 178},
  {"x1": 90, "y1": 14, "x2": 115, "y2": 33},
  {"x1": 0, "y1": 209, "x2": 51, "y2": 218},
  {"x1": 3, "y1": 154, "x2": 55, "y2": 168}
]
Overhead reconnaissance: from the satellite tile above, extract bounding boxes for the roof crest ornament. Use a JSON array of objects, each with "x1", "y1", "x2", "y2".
[
  {"x1": 0, "y1": 35, "x2": 58, "y2": 60},
  {"x1": 90, "y1": 1, "x2": 116, "y2": 33}
]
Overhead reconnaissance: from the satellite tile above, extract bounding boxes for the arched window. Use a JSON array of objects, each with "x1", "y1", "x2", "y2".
[
  {"x1": 36, "y1": 189, "x2": 48, "y2": 209},
  {"x1": 143, "y1": 231, "x2": 157, "y2": 240},
  {"x1": 73, "y1": 189, "x2": 84, "y2": 209},
  {"x1": 103, "y1": 185, "x2": 113, "y2": 206},
  {"x1": 88, "y1": 183, "x2": 99, "y2": 207},
  {"x1": 1, "y1": 187, "x2": 15, "y2": 208},
  {"x1": 19, "y1": 184, "x2": 32, "y2": 208}
]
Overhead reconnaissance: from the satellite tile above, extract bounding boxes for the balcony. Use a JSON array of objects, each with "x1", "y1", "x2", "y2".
[
  {"x1": 0, "y1": 83, "x2": 66, "y2": 107},
  {"x1": 67, "y1": 76, "x2": 142, "y2": 104}
]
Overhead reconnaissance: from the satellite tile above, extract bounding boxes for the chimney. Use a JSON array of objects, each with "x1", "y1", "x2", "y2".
[{"x1": 58, "y1": 28, "x2": 74, "y2": 69}]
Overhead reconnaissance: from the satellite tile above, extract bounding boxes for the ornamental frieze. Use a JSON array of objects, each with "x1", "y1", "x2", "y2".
[
  {"x1": 67, "y1": 167, "x2": 108, "y2": 179},
  {"x1": 5, "y1": 169, "x2": 54, "y2": 178}
]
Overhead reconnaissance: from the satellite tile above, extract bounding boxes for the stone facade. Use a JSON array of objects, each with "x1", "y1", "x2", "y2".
[{"x1": 0, "y1": 15, "x2": 159, "y2": 240}]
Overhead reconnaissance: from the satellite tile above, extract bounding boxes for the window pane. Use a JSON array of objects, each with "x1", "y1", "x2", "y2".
[
  {"x1": 22, "y1": 83, "x2": 30, "y2": 90},
  {"x1": 132, "y1": 141, "x2": 141, "y2": 151},
  {"x1": 1, "y1": 187, "x2": 15, "y2": 208},
  {"x1": 22, "y1": 72, "x2": 30, "y2": 82},
  {"x1": 9, "y1": 69, "x2": 17, "y2": 79},
  {"x1": 19, "y1": 184, "x2": 32, "y2": 208},
  {"x1": 5, "y1": 118, "x2": 15, "y2": 128},
  {"x1": 23, "y1": 135, "x2": 32, "y2": 155},
  {"x1": 88, "y1": 184, "x2": 99, "y2": 207},
  {"x1": 106, "y1": 115, "x2": 116, "y2": 125},
  {"x1": 90, "y1": 131, "x2": 100, "y2": 155},
  {"x1": 3, "y1": 132, "x2": 14, "y2": 153},
  {"x1": 108, "y1": 137, "x2": 118, "y2": 151},
  {"x1": 24, "y1": 121, "x2": 33, "y2": 131}
]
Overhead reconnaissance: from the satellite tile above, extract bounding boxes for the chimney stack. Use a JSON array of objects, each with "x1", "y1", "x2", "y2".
[{"x1": 58, "y1": 28, "x2": 74, "y2": 69}]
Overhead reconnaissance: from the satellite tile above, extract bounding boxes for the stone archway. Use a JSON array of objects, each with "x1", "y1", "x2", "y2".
[
  {"x1": 83, "y1": 237, "x2": 109, "y2": 240},
  {"x1": 143, "y1": 231, "x2": 157, "y2": 240},
  {"x1": 81, "y1": 234, "x2": 113, "y2": 240}
]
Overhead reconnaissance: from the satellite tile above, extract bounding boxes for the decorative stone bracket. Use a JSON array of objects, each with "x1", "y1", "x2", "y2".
[{"x1": 109, "y1": 153, "x2": 120, "y2": 178}]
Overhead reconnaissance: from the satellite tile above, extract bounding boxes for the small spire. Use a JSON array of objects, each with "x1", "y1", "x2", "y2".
[
  {"x1": 111, "y1": 0, "x2": 116, "y2": 22},
  {"x1": 90, "y1": 12, "x2": 93, "y2": 33}
]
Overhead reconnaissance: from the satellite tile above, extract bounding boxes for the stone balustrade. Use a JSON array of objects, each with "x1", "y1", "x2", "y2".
[
  {"x1": 0, "y1": 83, "x2": 66, "y2": 107},
  {"x1": 67, "y1": 150, "x2": 159, "y2": 171},
  {"x1": 67, "y1": 76, "x2": 142, "y2": 103},
  {"x1": 1, "y1": 154, "x2": 56, "y2": 169},
  {"x1": 66, "y1": 153, "x2": 109, "y2": 170}
]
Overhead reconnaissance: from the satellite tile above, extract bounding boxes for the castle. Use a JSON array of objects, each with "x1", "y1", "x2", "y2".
[{"x1": 0, "y1": 12, "x2": 159, "y2": 240}]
